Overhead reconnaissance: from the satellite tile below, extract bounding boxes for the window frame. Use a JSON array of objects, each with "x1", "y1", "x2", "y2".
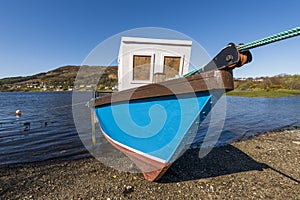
[
  {"x1": 162, "y1": 54, "x2": 184, "y2": 79},
  {"x1": 130, "y1": 52, "x2": 154, "y2": 84}
]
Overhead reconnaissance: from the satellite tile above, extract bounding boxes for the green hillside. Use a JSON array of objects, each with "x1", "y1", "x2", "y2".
[
  {"x1": 228, "y1": 75, "x2": 300, "y2": 97},
  {"x1": 0, "y1": 65, "x2": 118, "y2": 92},
  {"x1": 1, "y1": 66, "x2": 299, "y2": 98}
]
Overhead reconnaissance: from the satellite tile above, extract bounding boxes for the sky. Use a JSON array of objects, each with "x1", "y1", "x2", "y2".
[{"x1": 0, "y1": 0, "x2": 300, "y2": 78}]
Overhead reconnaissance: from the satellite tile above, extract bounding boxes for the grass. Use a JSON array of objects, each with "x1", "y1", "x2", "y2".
[{"x1": 227, "y1": 89, "x2": 300, "y2": 98}]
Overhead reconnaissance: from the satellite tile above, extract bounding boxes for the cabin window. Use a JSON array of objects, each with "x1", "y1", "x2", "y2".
[
  {"x1": 164, "y1": 56, "x2": 181, "y2": 79},
  {"x1": 133, "y1": 55, "x2": 152, "y2": 81}
]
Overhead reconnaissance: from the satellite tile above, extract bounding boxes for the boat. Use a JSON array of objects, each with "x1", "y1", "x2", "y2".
[
  {"x1": 91, "y1": 42, "x2": 251, "y2": 181},
  {"x1": 90, "y1": 27, "x2": 300, "y2": 181}
]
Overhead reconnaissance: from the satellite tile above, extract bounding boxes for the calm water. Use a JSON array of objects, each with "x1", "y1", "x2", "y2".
[{"x1": 0, "y1": 92, "x2": 299, "y2": 166}]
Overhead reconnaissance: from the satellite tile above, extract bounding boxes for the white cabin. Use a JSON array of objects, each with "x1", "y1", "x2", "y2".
[{"x1": 118, "y1": 37, "x2": 192, "y2": 91}]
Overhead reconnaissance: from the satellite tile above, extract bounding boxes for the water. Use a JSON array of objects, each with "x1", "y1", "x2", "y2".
[
  {"x1": 0, "y1": 92, "x2": 299, "y2": 166},
  {"x1": 0, "y1": 92, "x2": 90, "y2": 165},
  {"x1": 193, "y1": 96, "x2": 300, "y2": 147}
]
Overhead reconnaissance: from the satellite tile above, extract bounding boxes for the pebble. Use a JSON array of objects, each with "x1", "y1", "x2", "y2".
[
  {"x1": 292, "y1": 141, "x2": 300, "y2": 145},
  {"x1": 123, "y1": 185, "x2": 134, "y2": 195},
  {"x1": 1, "y1": 129, "x2": 299, "y2": 199}
]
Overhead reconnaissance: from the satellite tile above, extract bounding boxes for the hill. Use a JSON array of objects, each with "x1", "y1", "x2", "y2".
[
  {"x1": 0, "y1": 65, "x2": 118, "y2": 92},
  {"x1": 233, "y1": 75, "x2": 300, "y2": 90},
  {"x1": 227, "y1": 75, "x2": 300, "y2": 97},
  {"x1": 1, "y1": 67, "x2": 299, "y2": 97}
]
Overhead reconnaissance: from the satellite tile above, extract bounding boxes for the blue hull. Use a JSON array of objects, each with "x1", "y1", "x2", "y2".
[
  {"x1": 92, "y1": 69, "x2": 235, "y2": 181},
  {"x1": 95, "y1": 91, "x2": 213, "y2": 164}
]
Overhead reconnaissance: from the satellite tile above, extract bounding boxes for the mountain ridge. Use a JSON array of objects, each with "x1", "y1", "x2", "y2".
[{"x1": 0, "y1": 65, "x2": 118, "y2": 92}]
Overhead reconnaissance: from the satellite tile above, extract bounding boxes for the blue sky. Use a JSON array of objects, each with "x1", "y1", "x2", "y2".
[{"x1": 0, "y1": 0, "x2": 299, "y2": 78}]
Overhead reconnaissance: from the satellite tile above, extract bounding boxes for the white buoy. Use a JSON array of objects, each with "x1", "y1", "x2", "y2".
[{"x1": 16, "y1": 109, "x2": 22, "y2": 116}]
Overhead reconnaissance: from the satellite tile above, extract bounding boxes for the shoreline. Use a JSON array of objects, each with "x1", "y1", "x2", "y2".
[
  {"x1": 1, "y1": 128, "x2": 299, "y2": 199},
  {"x1": 2, "y1": 89, "x2": 300, "y2": 99},
  {"x1": 227, "y1": 89, "x2": 300, "y2": 98}
]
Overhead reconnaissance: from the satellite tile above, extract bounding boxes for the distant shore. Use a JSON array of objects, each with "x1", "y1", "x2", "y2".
[
  {"x1": 227, "y1": 89, "x2": 300, "y2": 98},
  {"x1": 2, "y1": 89, "x2": 300, "y2": 99},
  {"x1": 1, "y1": 65, "x2": 299, "y2": 97},
  {"x1": 1, "y1": 128, "x2": 299, "y2": 199},
  {"x1": 0, "y1": 89, "x2": 114, "y2": 93}
]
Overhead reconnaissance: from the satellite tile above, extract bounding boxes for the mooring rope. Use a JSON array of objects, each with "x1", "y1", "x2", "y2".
[
  {"x1": 184, "y1": 27, "x2": 300, "y2": 77},
  {"x1": 237, "y1": 27, "x2": 300, "y2": 52}
]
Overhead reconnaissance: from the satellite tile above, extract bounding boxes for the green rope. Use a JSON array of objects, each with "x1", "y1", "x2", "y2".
[
  {"x1": 183, "y1": 67, "x2": 201, "y2": 77},
  {"x1": 237, "y1": 27, "x2": 300, "y2": 52},
  {"x1": 184, "y1": 26, "x2": 300, "y2": 77}
]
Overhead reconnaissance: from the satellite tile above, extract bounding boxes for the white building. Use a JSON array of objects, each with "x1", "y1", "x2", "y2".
[{"x1": 118, "y1": 37, "x2": 192, "y2": 91}]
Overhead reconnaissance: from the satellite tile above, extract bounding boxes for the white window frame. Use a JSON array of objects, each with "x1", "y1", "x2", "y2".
[
  {"x1": 130, "y1": 52, "x2": 155, "y2": 84},
  {"x1": 161, "y1": 53, "x2": 184, "y2": 77}
]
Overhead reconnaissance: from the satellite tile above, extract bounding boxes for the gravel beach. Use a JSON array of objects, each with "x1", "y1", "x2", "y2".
[{"x1": 1, "y1": 129, "x2": 299, "y2": 199}]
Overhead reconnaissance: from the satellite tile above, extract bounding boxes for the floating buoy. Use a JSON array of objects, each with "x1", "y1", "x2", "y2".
[{"x1": 16, "y1": 109, "x2": 22, "y2": 116}]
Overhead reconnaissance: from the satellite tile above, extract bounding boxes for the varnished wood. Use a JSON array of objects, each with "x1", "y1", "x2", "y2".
[{"x1": 94, "y1": 70, "x2": 234, "y2": 107}]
